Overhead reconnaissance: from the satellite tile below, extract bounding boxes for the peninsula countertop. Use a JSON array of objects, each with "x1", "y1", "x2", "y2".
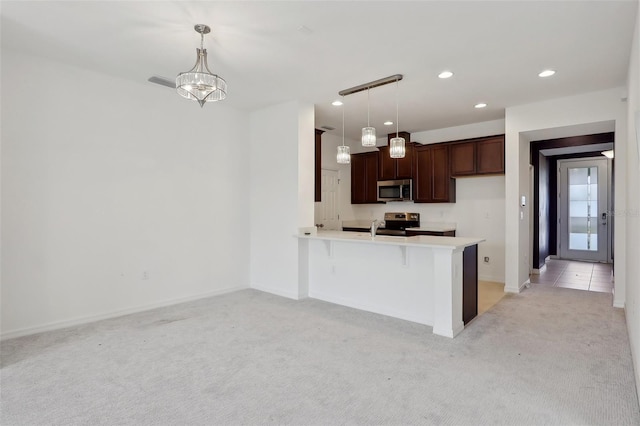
[{"x1": 298, "y1": 230, "x2": 483, "y2": 250}]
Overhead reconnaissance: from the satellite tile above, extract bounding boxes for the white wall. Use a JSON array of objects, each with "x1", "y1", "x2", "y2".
[
  {"x1": 504, "y1": 88, "x2": 628, "y2": 295},
  {"x1": 412, "y1": 119, "x2": 506, "y2": 144},
  {"x1": 624, "y1": 0, "x2": 640, "y2": 406},
  {"x1": 1, "y1": 49, "x2": 251, "y2": 338},
  {"x1": 249, "y1": 101, "x2": 314, "y2": 299}
]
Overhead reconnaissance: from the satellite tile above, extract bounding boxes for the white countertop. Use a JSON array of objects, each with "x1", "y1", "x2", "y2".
[{"x1": 298, "y1": 230, "x2": 483, "y2": 250}]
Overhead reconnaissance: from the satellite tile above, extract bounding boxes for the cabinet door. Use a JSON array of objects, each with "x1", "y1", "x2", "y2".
[
  {"x1": 396, "y1": 142, "x2": 414, "y2": 179},
  {"x1": 363, "y1": 152, "x2": 379, "y2": 202},
  {"x1": 378, "y1": 143, "x2": 414, "y2": 180},
  {"x1": 413, "y1": 145, "x2": 433, "y2": 202},
  {"x1": 377, "y1": 146, "x2": 396, "y2": 180},
  {"x1": 351, "y1": 152, "x2": 379, "y2": 204},
  {"x1": 450, "y1": 142, "x2": 476, "y2": 176},
  {"x1": 431, "y1": 145, "x2": 453, "y2": 202},
  {"x1": 476, "y1": 136, "x2": 505, "y2": 174}
]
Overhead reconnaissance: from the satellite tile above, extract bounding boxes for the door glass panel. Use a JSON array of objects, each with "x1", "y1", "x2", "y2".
[{"x1": 568, "y1": 166, "x2": 598, "y2": 251}]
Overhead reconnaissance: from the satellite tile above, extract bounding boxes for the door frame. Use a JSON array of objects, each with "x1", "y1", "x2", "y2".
[{"x1": 557, "y1": 157, "x2": 612, "y2": 262}]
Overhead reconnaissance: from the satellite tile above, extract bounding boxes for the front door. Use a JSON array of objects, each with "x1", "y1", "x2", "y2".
[{"x1": 558, "y1": 158, "x2": 610, "y2": 262}]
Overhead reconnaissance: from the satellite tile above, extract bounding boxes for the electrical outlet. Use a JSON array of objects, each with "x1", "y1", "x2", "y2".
[
  {"x1": 484, "y1": 257, "x2": 490, "y2": 263},
  {"x1": 142, "y1": 271, "x2": 149, "y2": 280}
]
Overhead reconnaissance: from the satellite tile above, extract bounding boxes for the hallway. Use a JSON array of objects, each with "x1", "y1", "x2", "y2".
[{"x1": 530, "y1": 259, "x2": 614, "y2": 292}]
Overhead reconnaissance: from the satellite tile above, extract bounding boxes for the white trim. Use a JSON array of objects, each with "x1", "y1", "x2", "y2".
[
  {"x1": 505, "y1": 278, "x2": 530, "y2": 293},
  {"x1": 479, "y1": 274, "x2": 505, "y2": 283},
  {"x1": 1, "y1": 285, "x2": 246, "y2": 341},
  {"x1": 532, "y1": 263, "x2": 547, "y2": 275},
  {"x1": 613, "y1": 288, "x2": 625, "y2": 308},
  {"x1": 250, "y1": 283, "x2": 302, "y2": 300}
]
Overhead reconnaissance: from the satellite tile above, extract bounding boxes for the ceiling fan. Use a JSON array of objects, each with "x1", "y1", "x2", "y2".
[
  {"x1": 148, "y1": 75, "x2": 176, "y2": 89},
  {"x1": 148, "y1": 24, "x2": 227, "y2": 106}
]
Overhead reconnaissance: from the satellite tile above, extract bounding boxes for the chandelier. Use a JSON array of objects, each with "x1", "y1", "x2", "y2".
[{"x1": 176, "y1": 24, "x2": 227, "y2": 107}]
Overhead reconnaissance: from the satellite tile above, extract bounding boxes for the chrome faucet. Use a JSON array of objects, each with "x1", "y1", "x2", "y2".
[{"x1": 370, "y1": 219, "x2": 379, "y2": 236}]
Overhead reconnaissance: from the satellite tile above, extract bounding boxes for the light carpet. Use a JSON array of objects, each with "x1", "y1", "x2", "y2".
[{"x1": 1, "y1": 286, "x2": 638, "y2": 425}]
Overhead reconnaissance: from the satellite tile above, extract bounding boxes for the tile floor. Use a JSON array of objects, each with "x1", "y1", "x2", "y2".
[
  {"x1": 478, "y1": 281, "x2": 506, "y2": 315},
  {"x1": 529, "y1": 259, "x2": 613, "y2": 293}
]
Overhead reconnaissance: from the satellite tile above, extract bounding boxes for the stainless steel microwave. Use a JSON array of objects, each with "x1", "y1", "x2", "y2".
[{"x1": 377, "y1": 179, "x2": 413, "y2": 202}]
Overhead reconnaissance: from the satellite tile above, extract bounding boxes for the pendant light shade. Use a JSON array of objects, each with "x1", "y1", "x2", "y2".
[
  {"x1": 389, "y1": 78, "x2": 405, "y2": 158},
  {"x1": 389, "y1": 136, "x2": 406, "y2": 158},
  {"x1": 176, "y1": 25, "x2": 227, "y2": 107},
  {"x1": 362, "y1": 127, "x2": 377, "y2": 147},
  {"x1": 361, "y1": 88, "x2": 377, "y2": 147},
  {"x1": 337, "y1": 145, "x2": 351, "y2": 164},
  {"x1": 337, "y1": 96, "x2": 351, "y2": 164}
]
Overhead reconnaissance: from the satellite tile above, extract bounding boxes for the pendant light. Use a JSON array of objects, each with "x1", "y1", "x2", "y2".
[
  {"x1": 361, "y1": 88, "x2": 377, "y2": 147},
  {"x1": 176, "y1": 24, "x2": 227, "y2": 107},
  {"x1": 389, "y1": 78, "x2": 405, "y2": 158},
  {"x1": 337, "y1": 96, "x2": 351, "y2": 164}
]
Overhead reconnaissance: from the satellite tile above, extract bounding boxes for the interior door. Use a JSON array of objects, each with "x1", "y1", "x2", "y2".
[
  {"x1": 314, "y1": 169, "x2": 340, "y2": 230},
  {"x1": 558, "y1": 158, "x2": 609, "y2": 262}
]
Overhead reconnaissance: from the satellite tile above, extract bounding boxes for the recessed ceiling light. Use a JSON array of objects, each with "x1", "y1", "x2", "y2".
[
  {"x1": 332, "y1": 100, "x2": 343, "y2": 106},
  {"x1": 438, "y1": 71, "x2": 454, "y2": 79},
  {"x1": 474, "y1": 103, "x2": 487, "y2": 109},
  {"x1": 538, "y1": 69, "x2": 556, "y2": 78},
  {"x1": 384, "y1": 121, "x2": 393, "y2": 126}
]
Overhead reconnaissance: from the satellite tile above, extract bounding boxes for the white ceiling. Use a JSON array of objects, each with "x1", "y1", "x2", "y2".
[{"x1": 1, "y1": 1, "x2": 637, "y2": 141}]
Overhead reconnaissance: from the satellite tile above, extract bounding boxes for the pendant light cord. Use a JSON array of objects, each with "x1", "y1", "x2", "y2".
[
  {"x1": 395, "y1": 79, "x2": 399, "y2": 138},
  {"x1": 342, "y1": 95, "x2": 345, "y2": 146},
  {"x1": 367, "y1": 88, "x2": 371, "y2": 127}
]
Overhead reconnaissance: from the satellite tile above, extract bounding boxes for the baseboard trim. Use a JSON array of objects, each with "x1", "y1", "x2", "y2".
[
  {"x1": 613, "y1": 299, "x2": 625, "y2": 309},
  {"x1": 250, "y1": 284, "x2": 301, "y2": 300},
  {"x1": 0, "y1": 285, "x2": 245, "y2": 341},
  {"x1": 505, "y1": 278, "x2": 529, "y2": 294},
  {"x1": 479, "y1": 275, "x2": 505, "y2": 283},
  {"x1": 532, "y1": 264, "x2": 547, "y2": 275}
]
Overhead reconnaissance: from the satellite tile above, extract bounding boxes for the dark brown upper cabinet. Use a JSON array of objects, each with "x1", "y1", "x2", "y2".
[
  {"x1": 378, "y1": 142, "x2": 415, "y2": 180},
  {"x1": 476, "y1": 136, "x2": 505, "y2": 174},
  {"x1": 413, "y1": 144, "x2": 455, "y2": 203},
  {"x1": 351, "y1": 151, "x2": 379, "y2": 204},
  {"x1": 450, "y1": 135, "x2": 505, "y2": 177}
]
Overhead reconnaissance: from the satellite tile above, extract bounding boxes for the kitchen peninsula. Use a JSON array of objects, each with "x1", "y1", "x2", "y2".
[{"x1": 297, "y1": 231, "x2": 484, "y2": 338}]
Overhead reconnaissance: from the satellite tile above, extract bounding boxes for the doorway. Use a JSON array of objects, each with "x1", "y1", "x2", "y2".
[
  {"x1": 530, "y1": 132, "x2": 614, "y2": 270},
  {"x1": 558, "y1": 158, "x2": 610, "y2": 262},
  {"x1": 314, "y1": 168, "x2": 340, "y2": 230}
]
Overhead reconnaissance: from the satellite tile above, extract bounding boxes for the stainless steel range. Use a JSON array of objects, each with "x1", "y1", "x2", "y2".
[{"x1": 376, "y1": 212, "x2": 420, "y2": 236}]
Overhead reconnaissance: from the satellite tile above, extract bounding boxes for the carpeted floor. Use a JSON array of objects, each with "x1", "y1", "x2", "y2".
[{"x1": 1, "y1": 286, "x2": 638, "y2": 425}]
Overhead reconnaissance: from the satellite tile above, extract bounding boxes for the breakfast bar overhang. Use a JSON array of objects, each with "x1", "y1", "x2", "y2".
[{"x1": 297, "y1": 232, "x2": 485, "y2": 338}]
